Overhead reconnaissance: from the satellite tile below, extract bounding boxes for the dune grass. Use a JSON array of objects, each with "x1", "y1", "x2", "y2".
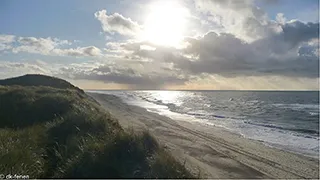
[
  {"x1": 0, "y1": 74, "x2": 83, "y2": 92},
  {"x1": 0, "y1": 81, "x2": 194, "y2": 179}
]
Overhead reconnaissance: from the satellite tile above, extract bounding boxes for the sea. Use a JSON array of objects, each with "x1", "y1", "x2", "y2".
[{"x1": 89, "y1": 90, "x2": 319, "y2": 158}]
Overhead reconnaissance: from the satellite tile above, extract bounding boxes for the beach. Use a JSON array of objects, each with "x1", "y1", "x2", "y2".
[{"x1": 88, "y1": 92, "x2": 319, "y2": 179}]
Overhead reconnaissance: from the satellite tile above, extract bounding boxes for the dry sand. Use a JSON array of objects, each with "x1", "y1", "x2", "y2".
[{"x1": 88, "y1": 92, "x2": 319, "y2": 179}]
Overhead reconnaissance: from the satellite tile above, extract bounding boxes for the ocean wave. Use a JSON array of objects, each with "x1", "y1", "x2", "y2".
[
  {"x1": 244, "y1": 121, "x2": 319, "y2": 136},
  {"x1": 273, "y1": 103, "x2": 319, "y2": 110},
  {"x1": 245, "y1": 100, "x2": 264, "y2": 105},
  {"x1": 309, "y1": 112, "x2": 319, "y2": 116},
  {"x1": 135, "y1": 95, "x2": 182, "y2": 112},
  {"x1": 186, "y1": 111, "x2": 227, "y2": 119}
]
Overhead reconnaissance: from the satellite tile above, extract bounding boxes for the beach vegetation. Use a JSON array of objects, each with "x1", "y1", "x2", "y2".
[{"x1": 0, "y1": 74, "x2": 194, "y2": 179}]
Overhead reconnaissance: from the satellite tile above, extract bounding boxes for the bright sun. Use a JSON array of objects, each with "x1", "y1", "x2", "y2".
[{"x1": 140, "y1": 1, "x2": 188, "y2": 47}]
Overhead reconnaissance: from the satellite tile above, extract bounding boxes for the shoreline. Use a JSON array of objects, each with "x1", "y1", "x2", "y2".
[
  {"x1": 147, "y1": 105, "x2": 319, "y2": 159},
  {"x1": 88, "y1": 92, "x2": 319, "y2": 179}
]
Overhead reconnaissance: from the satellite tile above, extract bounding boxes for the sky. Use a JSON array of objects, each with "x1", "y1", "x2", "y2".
[{"x1": 0, "y1": 0, "x2": 319, "y2": 90}]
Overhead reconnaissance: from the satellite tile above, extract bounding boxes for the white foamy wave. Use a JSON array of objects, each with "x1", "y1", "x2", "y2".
[
  {"x1": 309, "y1": 112, "x2": 319, "y2": 116},
  {"x1": 273, "y1": 103, "x2": 319, "y2": 110},
  {"x1": 238, "y1": 123, "x2": 319, "y2": 158}
]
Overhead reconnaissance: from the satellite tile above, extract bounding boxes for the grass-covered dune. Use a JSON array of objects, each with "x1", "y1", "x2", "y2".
[{"x1": 0, "y1": 74, "x2": 193, "y2": 179}]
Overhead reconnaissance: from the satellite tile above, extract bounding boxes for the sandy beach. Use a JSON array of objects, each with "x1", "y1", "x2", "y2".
[{"x1": 88, "y1": 92, "x2": 319, "y2": 179}]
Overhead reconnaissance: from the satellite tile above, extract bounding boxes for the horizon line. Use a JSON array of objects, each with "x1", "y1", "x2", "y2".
[{"x1": 84, "y1": 89, "x2": 320, "y2": 92}]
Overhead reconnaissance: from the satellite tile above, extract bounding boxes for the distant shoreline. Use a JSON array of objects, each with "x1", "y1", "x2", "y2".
[{"x1": 88, "y1": 92, "x2": 319, "y2": 179}]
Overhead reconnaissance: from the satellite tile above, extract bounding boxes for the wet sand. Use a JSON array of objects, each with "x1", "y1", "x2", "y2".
[{"x1": 88, "y1": 92, "x2": 319, "y2": 179}]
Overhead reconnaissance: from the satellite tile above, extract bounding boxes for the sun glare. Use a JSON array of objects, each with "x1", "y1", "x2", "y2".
[{"x1": 140, "y1": 1, "x2": 188, "y2": 47}]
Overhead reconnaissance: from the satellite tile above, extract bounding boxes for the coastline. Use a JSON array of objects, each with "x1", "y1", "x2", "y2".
[{"x1": 87, "y1": 92, "x2": 319, "y2": 179}]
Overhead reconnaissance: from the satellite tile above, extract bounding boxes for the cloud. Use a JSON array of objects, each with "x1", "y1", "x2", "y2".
[
  {"x1": 276, "y1": 13, "x2": 286, "y2": 24},
  {"x1": 2, "y1": 35, "x2": 102, "y2": 57},
  {"x1": 181, "y1": 74, "x2": 319, "y2": 90},
  {"x1": 52, "y1": 46, "x2": 102, "y2": 57},
  {"x1": 0, "y1": 60, "x2": 51, "y2": 79},
  {"x1": 173, "y1": 20, "x2": 319, "y2": 78},
  {"x1": 105, "y1": 19, "x2": 319, "y2": 79},
  {"x1": 58, "y1": 63, "x2": 188, "y2": 89},
  {"x1": 281, "y1": 20, "x2": 319, "y2": 47},
  {"x1": 12, "y1": 37, "x2": 69, "y2": 55},
  {"x1": 0, "y1": 35, "x2": 15, "y2": 44},
  {"x1": 1, "y1": 2, "x2": 318, "y2": 90},
  {"x1": 0, "y1": 34, "x2": 15, "y2": 51},
  {"x1": 95, "y1": 10, "x2": 141, "y2": 36},
  {"x1": 194, "y1": 0, "x2": 280, "y2": 41},
  {"x1": 0, "y1": 44, "x2": 11, "y2": 51}
]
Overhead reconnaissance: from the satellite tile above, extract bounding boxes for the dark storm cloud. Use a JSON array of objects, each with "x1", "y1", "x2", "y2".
[
  {"x1": 282, "y1": 21, "x2": 319, "y2": 47},
  {"x1": 168, "y1": 20, "x2": 319, "y2": 78}
]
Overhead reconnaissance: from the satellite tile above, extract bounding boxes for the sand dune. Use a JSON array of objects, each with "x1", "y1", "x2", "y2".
[{"x1": 88, "y1": 92, "x2": 319, "y2": 179}]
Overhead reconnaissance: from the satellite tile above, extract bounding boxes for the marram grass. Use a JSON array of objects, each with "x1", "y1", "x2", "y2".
[{"x1": 0, "y1": 75, "x2": 194, "y2": 178}]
